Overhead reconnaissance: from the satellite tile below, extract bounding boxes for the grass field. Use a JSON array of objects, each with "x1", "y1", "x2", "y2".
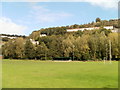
[{"x1": 2, "y1": 60, "x2": 118, "y2": 88}]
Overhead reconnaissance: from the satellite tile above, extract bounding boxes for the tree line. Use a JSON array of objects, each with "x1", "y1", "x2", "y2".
[
  {"x1": 1, "y1": 34, "x2": 27, "y2": 42},
  {"x1": 0, "y1": 34, "x2": 26, "y2": 38},
  {"x1": 2, "y1": 28, "x2": 119, "y2": 61}
]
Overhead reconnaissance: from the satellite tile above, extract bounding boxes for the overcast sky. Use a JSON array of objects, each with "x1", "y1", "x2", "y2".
[{"x1": 0, "y1": 0, "x2": 118, "y2": 35}]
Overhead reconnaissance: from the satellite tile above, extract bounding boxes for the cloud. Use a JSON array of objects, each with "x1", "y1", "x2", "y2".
[
  {"x1": 2, "y1": 0, "x2": 50, "y2": 2},
  {"x1": 2, "y1": 0, "x2": 118, "y2": 9},
  {"x1": 56, "y1": 0, "x2": 118, "y2": 9},
  {"x1": 29, "y1": 5, "x2": 73, "y2": 23},
  {"x1": 0, "y1": 17, "x2": 27, "y2": 35},
  {"x1": 85, "y1": 0, "x2": 118, "y2": 9},
  {"x1": 28, "y1": 1, "x2": 117, "y2": 24}
]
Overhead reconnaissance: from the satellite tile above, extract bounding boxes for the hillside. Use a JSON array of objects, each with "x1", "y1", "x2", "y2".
[
  {"x1": 1, "y1": 18, "x2": 119, "y2": 60},
  {"x1": 0, "y1": 34, "x2": 27, "y2": 42},
  {"x1": 29, "y1": 18, "x2": 118, "y2": 40}
]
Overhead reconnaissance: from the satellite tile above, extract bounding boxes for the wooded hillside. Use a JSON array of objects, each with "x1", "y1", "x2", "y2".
[{"x1": 2, "y1": 18, "x2": 120, "y2": 60}]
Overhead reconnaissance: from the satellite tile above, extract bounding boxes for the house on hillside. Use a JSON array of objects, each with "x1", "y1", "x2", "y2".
[
  {"x1": 30, "y1": 39, "x2": 39, "y2": 45},
  {"x1": 0, "y1": 36, "x2": 7, "y2": 38},
  {"x1": 111, "y1": 28, "x2": 118, "y2": 33},
  {"x1": 66, "y1": 26, "x2": 114, "y2": 32},
  {"x1": 8, "y1": 37, "x2": 17, "y2": 39},
  {"x1": 67, "y1": 27, "x2": 100, "y2": 32},
  {"x1": 40, "y1": 34, "x2": 47, "y2": 37},
  {"x1": 0, "y1": 35, "x2": 17, "y2": 39},
  {"x1": 104, "y1": 26, "x2": 113, "y2": 30},
  {"x1": 103, "y1": 26, "x2": 118, "y2": 32}
]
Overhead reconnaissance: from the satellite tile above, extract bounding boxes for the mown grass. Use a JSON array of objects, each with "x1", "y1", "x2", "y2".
[{"x1": 2, "y1": 59, "x2": 118, "y2": 88}]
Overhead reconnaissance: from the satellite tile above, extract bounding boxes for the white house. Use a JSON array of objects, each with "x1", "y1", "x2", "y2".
[
  {"x1": 40, "y1": 34, "x2": 47, "y2": 37},
  {"x1": 111, "y1": 28, "x2": 118, "y2": 33},
  {"x1": 0, "y1": 35, "x2": 17, "y2": 39},
  {"x1": 30, "y1": 39, "x2": 39, "y2": 45},
  {"x1": 67, "y1": 26, "x2": 114, "y2": 32},
  {"x1": 67, "y1": 27, "x2": 99, "y2": 32},
  {"x1": 103, "y1": 26, "x2": 113, "y2": 30},
  {"x1": 67, "y1": 29, "x2": 82, "y2": 32},
  {"x1": 0, "y1": 36, "x2": 7, "y2": 38},
  {"x1": 8, "y1": 37, "x2": 17, "y2": 39}
]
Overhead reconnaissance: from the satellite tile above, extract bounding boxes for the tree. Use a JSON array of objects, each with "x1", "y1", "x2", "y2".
[
  {"x1": 74, "y1": 30, "x2": 83, "y2": 37},
  {"x1": 29, "y1": 31, "x2": 40, "y2": 40},
  {"x1": 36, "y1": 42, "x2": 48, "y2": 60},
  {"x1": 2, "y1": 40, "x2": 16, "y2": 59},
  {"x1": 75, "y1": 35, "x2": 90, "y2": 60},
  {"x1": 14, "y1": 37, "x2": 25, "y2": 59},
  {"x1": 99, "y1": 27, "x2": 112, "y2": 36},
  {"x1": 98, "y1": 32, "x2": 108, "y2": 60},
  {"x1": 88, "y1": 35, "x2": 98, "y2": 60},
  {"x1": 96, "y1": 17, "x2": 101, "y2": 22},
  {"x1": 62, "y1": 35, "x2": 75, "y2": 60},
  {"x1": 24, "y1": 39, "x2": 35, "y2": 59},
  {"x1": 38, "y1": 35, "x2": 64, "y2": 59},
  {"x1": 2, "y1": 37, "x2": 9, "y2": 42},
  {"x1": 108, "y1": 33, "x2": 119, "y2": 59}
]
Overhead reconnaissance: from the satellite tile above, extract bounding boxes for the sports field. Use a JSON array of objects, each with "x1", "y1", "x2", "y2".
[{"x1": 2, "y1": 60, "x2": 118, "y2": 88}]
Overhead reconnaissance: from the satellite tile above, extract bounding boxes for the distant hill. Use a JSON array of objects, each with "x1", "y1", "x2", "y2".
[
  {"x1": 1, "y1": 18, "x2": 119, "y2": 41},
  {"x1": 29, "y1": 18, "x2": 118, "y2": 40},
  {"x1": 0, "y1": 34, "x2": 27, "y2": 42}
]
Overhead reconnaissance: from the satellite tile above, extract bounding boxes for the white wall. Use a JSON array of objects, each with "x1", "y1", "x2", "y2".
[{"x1": 67, "y1": 26, "x2": 114, "y2": 32}]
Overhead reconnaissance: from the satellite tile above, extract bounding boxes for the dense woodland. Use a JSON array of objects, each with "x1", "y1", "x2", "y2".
[{"x1": 2, "y1": 18, "x2": 120, "y2": 60}]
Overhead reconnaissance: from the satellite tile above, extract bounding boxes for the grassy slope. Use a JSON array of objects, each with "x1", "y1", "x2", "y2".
[{"x1": 2, "y1": 60, "x2": 118, "y2": 88}]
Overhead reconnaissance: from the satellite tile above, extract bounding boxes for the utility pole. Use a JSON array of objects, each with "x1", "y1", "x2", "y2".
[
  {"x1": 45, "y1": 50, "x2": 47, "y2": 60},
  {"x1": 45, "y1": 52, "x2": 46, "y2": 60},
  {"x1": 104, "y1": 44, "x2": 107, "y2": 64},
  {"x1": 106, "y1": 44, "x2": 107, "y2": 60},
  {"x1": 44, "y1": 48, "x2": 47, "y2": 60},
  {"x1": 109, "y1": 40, "x2": 112, "y2": 64},
  {"x1": 73, "y1": 45, "x2": 75, "y2": 61}
]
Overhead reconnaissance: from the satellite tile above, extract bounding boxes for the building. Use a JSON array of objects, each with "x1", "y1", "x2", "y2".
[
  {"x1": 67, "y1": 27, "x2": 97, "y2": 32},
  {"x1": 7, "y1": 37, "x2": 17, "y2": 39},
  {"x1": 30, "y1": 39, "x2": 39, "y2": 45},
  {"x1": 103, "y1": 26, "x2": 113, "y2": 30},
  {"x1": 40, "y1": 34, "x2": 47, "y2": 37},
  {"x1": 111, "y1": 28, "x2": 119, "y2": 33},
  {"x1": 0, "y1": 35, "x2": 17, "y2": 39},
  {"x1": 67, "y1": 26, "x2": 114, "y2": 32},
  {"x1": 0, "y1": 36, "x2": 7, "y2": 38}
]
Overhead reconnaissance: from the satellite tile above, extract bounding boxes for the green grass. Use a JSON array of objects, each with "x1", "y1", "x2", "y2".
[{"x1": 2, "y1": 59, "x2": 118, "y2": 88}]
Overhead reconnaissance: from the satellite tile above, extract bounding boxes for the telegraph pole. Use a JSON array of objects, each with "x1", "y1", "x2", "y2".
[
  {"x1": 109, "y1": 40, "x2": 112, "y2": 64},
  {"x1": 73, "y1": 45, "x2": 75, "y2": 61},
  {"x1": 45, "y1": 48, "x2": 47, "y2": 60},
  {"x1": 45, "y1": 50, "x2": 47, "y2": 60},
  {"x1": 45, "y1": 52, "x2": 46, "y2": 60},
  {"x1": 104, "y1": 44, "x2": 107, "y2": 64},
  {"x1": 106, "y1": 44, "x2": 107, "y2": 60}
]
